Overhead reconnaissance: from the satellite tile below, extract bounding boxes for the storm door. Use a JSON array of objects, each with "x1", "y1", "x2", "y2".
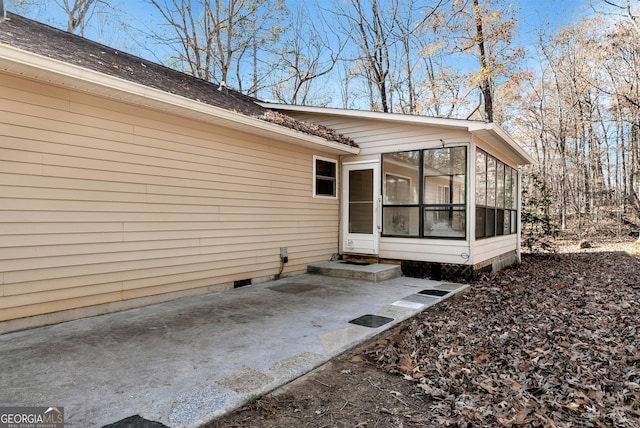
[{"x1": 342, "y1": 162, "x2": 380, "y2": 255}]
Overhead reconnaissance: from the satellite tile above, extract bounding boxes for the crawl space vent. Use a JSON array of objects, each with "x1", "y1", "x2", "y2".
[
  {"x1": 419, "y1": 289, "x2": 450, "y2": 297},
  {"x1": 349, "y1": 314, "x2": 394, "y2": 328}
]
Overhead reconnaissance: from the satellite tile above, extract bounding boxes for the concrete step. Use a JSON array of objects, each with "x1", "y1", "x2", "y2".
[{"x1": 307, "y1": 261, "x2": 402, "y2": 282}]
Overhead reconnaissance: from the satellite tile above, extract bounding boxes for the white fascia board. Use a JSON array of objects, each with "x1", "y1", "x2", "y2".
[
  {"x1": 259, "y1": 102, "x2": 483, "y2": 130},
  {"x1": 0, "y1": 45, "x2": 359, "y2": 155},
  {"x1": 468, "y1": 122, "x2": 535, "y2": 165}
]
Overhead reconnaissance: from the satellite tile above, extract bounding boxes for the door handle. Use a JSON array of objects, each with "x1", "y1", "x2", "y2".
[{"x1": 377, "y1": 196, "x2": 382, "y2": 231}]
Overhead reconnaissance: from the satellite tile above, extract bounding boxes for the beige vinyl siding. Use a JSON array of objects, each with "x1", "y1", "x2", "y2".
[{"x1": 0, "y1": 72, "x2": 339, "y2": 322}]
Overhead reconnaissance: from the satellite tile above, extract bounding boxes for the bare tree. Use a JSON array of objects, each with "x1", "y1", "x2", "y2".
[
  {"x1": 5, "y1": 0, "x2": 37, "y2": 15},
  {"x1": 147, "y1": 0, "x2": 287, "y2": 92},
  {"x1": 606, "y1": 18, "x2": 640, "y2": 222},
  {"x1": 390, "y1": 0, "x2": 444, "y2": 114},
  {"x1": 471, "y1": 0, "x2": 493, "y2": 121},
  {"x1": 270, "y1": 5, "x2": 343, "y2": 105},
  {"x1": 335, "y1": 0, "x2": 395, "y2": 112},
  {"x1": 147, "y1": 0, "x2": 216, "y2": 80},
  {"x1": 329, "y1": 0, "x2": 441, "y2": 113},
  {"x1": 7, "y1": 0, "x2": 110, "y2": 36},
  {"x1": 601, "y1": 0, "x2": 640, "y2": 33},
  {"x1": 336, "y1": 60, "x2": 360, "y2": 109},
  {"x1": 430, "y1": 0, "x2": 524, "y2": 123},
  {"x1": 519, "y1": 12, "x2": 640, "y2": 236},
  {"x1": 57, "y1": 0, "x2": 104, "y2": 35},
  {"x1": 226, "y1": 0, "x2": 288, "y2": 96}
]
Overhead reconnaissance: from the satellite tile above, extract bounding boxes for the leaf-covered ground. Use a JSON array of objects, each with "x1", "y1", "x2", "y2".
[{"x1": 208, "y1": 240, "x2": 640, "y2": 427}]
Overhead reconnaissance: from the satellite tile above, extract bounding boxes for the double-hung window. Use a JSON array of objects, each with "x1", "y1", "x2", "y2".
[
  {"x1": 382, "y1": 147, "x2": 467, "y2": 239},
  {"x1": 313, "y1": 156, "x2": 337, "y2": 198}
]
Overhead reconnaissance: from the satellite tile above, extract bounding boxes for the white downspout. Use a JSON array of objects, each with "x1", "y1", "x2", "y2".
[{"x1": 338, "y1": 155, "x2": 344, "y2": 258}]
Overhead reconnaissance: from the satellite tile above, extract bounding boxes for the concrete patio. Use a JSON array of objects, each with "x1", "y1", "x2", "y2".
[{"x1": 0, "y1": 263, "x2": 467, "y2": 427}]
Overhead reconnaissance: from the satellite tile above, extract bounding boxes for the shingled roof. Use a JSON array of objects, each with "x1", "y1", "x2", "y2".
[{"x1": 0, "y1": 12, "x2": 356, "y2": 148}]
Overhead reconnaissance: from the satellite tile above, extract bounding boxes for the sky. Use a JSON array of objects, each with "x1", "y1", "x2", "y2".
[
  {"x1": 6, "y1": 0, "x2": 593, "y2": 54},
  {"x1": 4, "y1": 0, "x2": 599, "y2": 108},
  {"x1": 515, "y1": 0, "x2": 592, "y2": 48},
  {"x1": 518, "y1": 0, "x2": 589, "y2": 33}
]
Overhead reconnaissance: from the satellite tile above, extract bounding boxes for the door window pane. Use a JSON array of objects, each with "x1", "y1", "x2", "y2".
[{"x1": 348, "y1": 169, "x2": 373, "y2": 234}]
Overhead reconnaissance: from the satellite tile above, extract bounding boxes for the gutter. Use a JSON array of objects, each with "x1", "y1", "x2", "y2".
[
  {"x1": 0, "y1": 44, "x2": 359, "y2": 155},
  {"x1": 260, "y1": 102, "x2": 490, "y2": 130}
]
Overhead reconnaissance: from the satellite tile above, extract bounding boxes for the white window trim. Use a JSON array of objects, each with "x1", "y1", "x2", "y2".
[{"x1": 313, "y1": 155, "x2": 338, "y2": 199}]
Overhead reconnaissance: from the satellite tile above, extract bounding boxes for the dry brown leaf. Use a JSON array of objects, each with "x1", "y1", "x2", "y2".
[
  {"x1": 397, "y1": 356, "x2": 412, "y2": 375},
  {"x1": 365, "y1": 242, "x2": 640, "y2": 427}
]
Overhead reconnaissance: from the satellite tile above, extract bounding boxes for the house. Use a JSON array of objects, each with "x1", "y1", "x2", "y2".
[
  {"x1": 0, "y1": 10, "x2": 533, "y2": 332},
  {"x1": 261, "y1": 104, "x2": 534, "y2": 279}
]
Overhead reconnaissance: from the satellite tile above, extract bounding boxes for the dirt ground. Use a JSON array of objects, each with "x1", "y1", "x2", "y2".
[
  {"x1": 205, "y1": 237, "x2": 640, "y2": 428},
  {"x1": 204, "y1": 328, "x2": 445, "y2": 428}
]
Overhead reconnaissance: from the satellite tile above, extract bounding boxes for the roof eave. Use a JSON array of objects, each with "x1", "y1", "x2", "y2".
[
  {"x1": 468, "y1": 122, "x2": 535, "y2": 165},
  {"x1": 261, "y1": 102, "x2": 483, "y2": 129},
  {"x1": 263, "y1": 102, "x2": 533, "y2": 165},
  {"x1": 0, "y1": 44, "x2": 359, "y2": 155}
]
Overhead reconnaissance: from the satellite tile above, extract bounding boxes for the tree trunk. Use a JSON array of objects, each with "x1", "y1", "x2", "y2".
[{"x1": 472, "y1": 0, "x2": 493, "y2": 122}]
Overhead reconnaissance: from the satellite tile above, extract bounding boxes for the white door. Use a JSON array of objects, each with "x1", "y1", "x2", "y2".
[{"x1": 342, "y1": 161, "x2": 380, "y2": 255}]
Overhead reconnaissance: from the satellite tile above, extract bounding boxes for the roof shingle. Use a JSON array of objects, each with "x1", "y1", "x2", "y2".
[{"x1": 0, "y1": 13, "x2": 357, "y2": 148}]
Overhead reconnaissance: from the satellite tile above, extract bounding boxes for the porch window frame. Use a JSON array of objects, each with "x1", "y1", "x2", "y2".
[
  {"x1": 381, "y1": 146, "x2": 468, "y2": 240},
  {"x1": 475, "y1": 149, "x2": 518, "y2": 240},
  {"x1": 313, "y1": 155, "x2": 338, "y2": 199}
]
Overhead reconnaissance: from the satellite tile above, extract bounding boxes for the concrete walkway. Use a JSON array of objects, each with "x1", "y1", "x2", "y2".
[{"x1": 0, "y1": 266, "x2": 467, "y2": 427}]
